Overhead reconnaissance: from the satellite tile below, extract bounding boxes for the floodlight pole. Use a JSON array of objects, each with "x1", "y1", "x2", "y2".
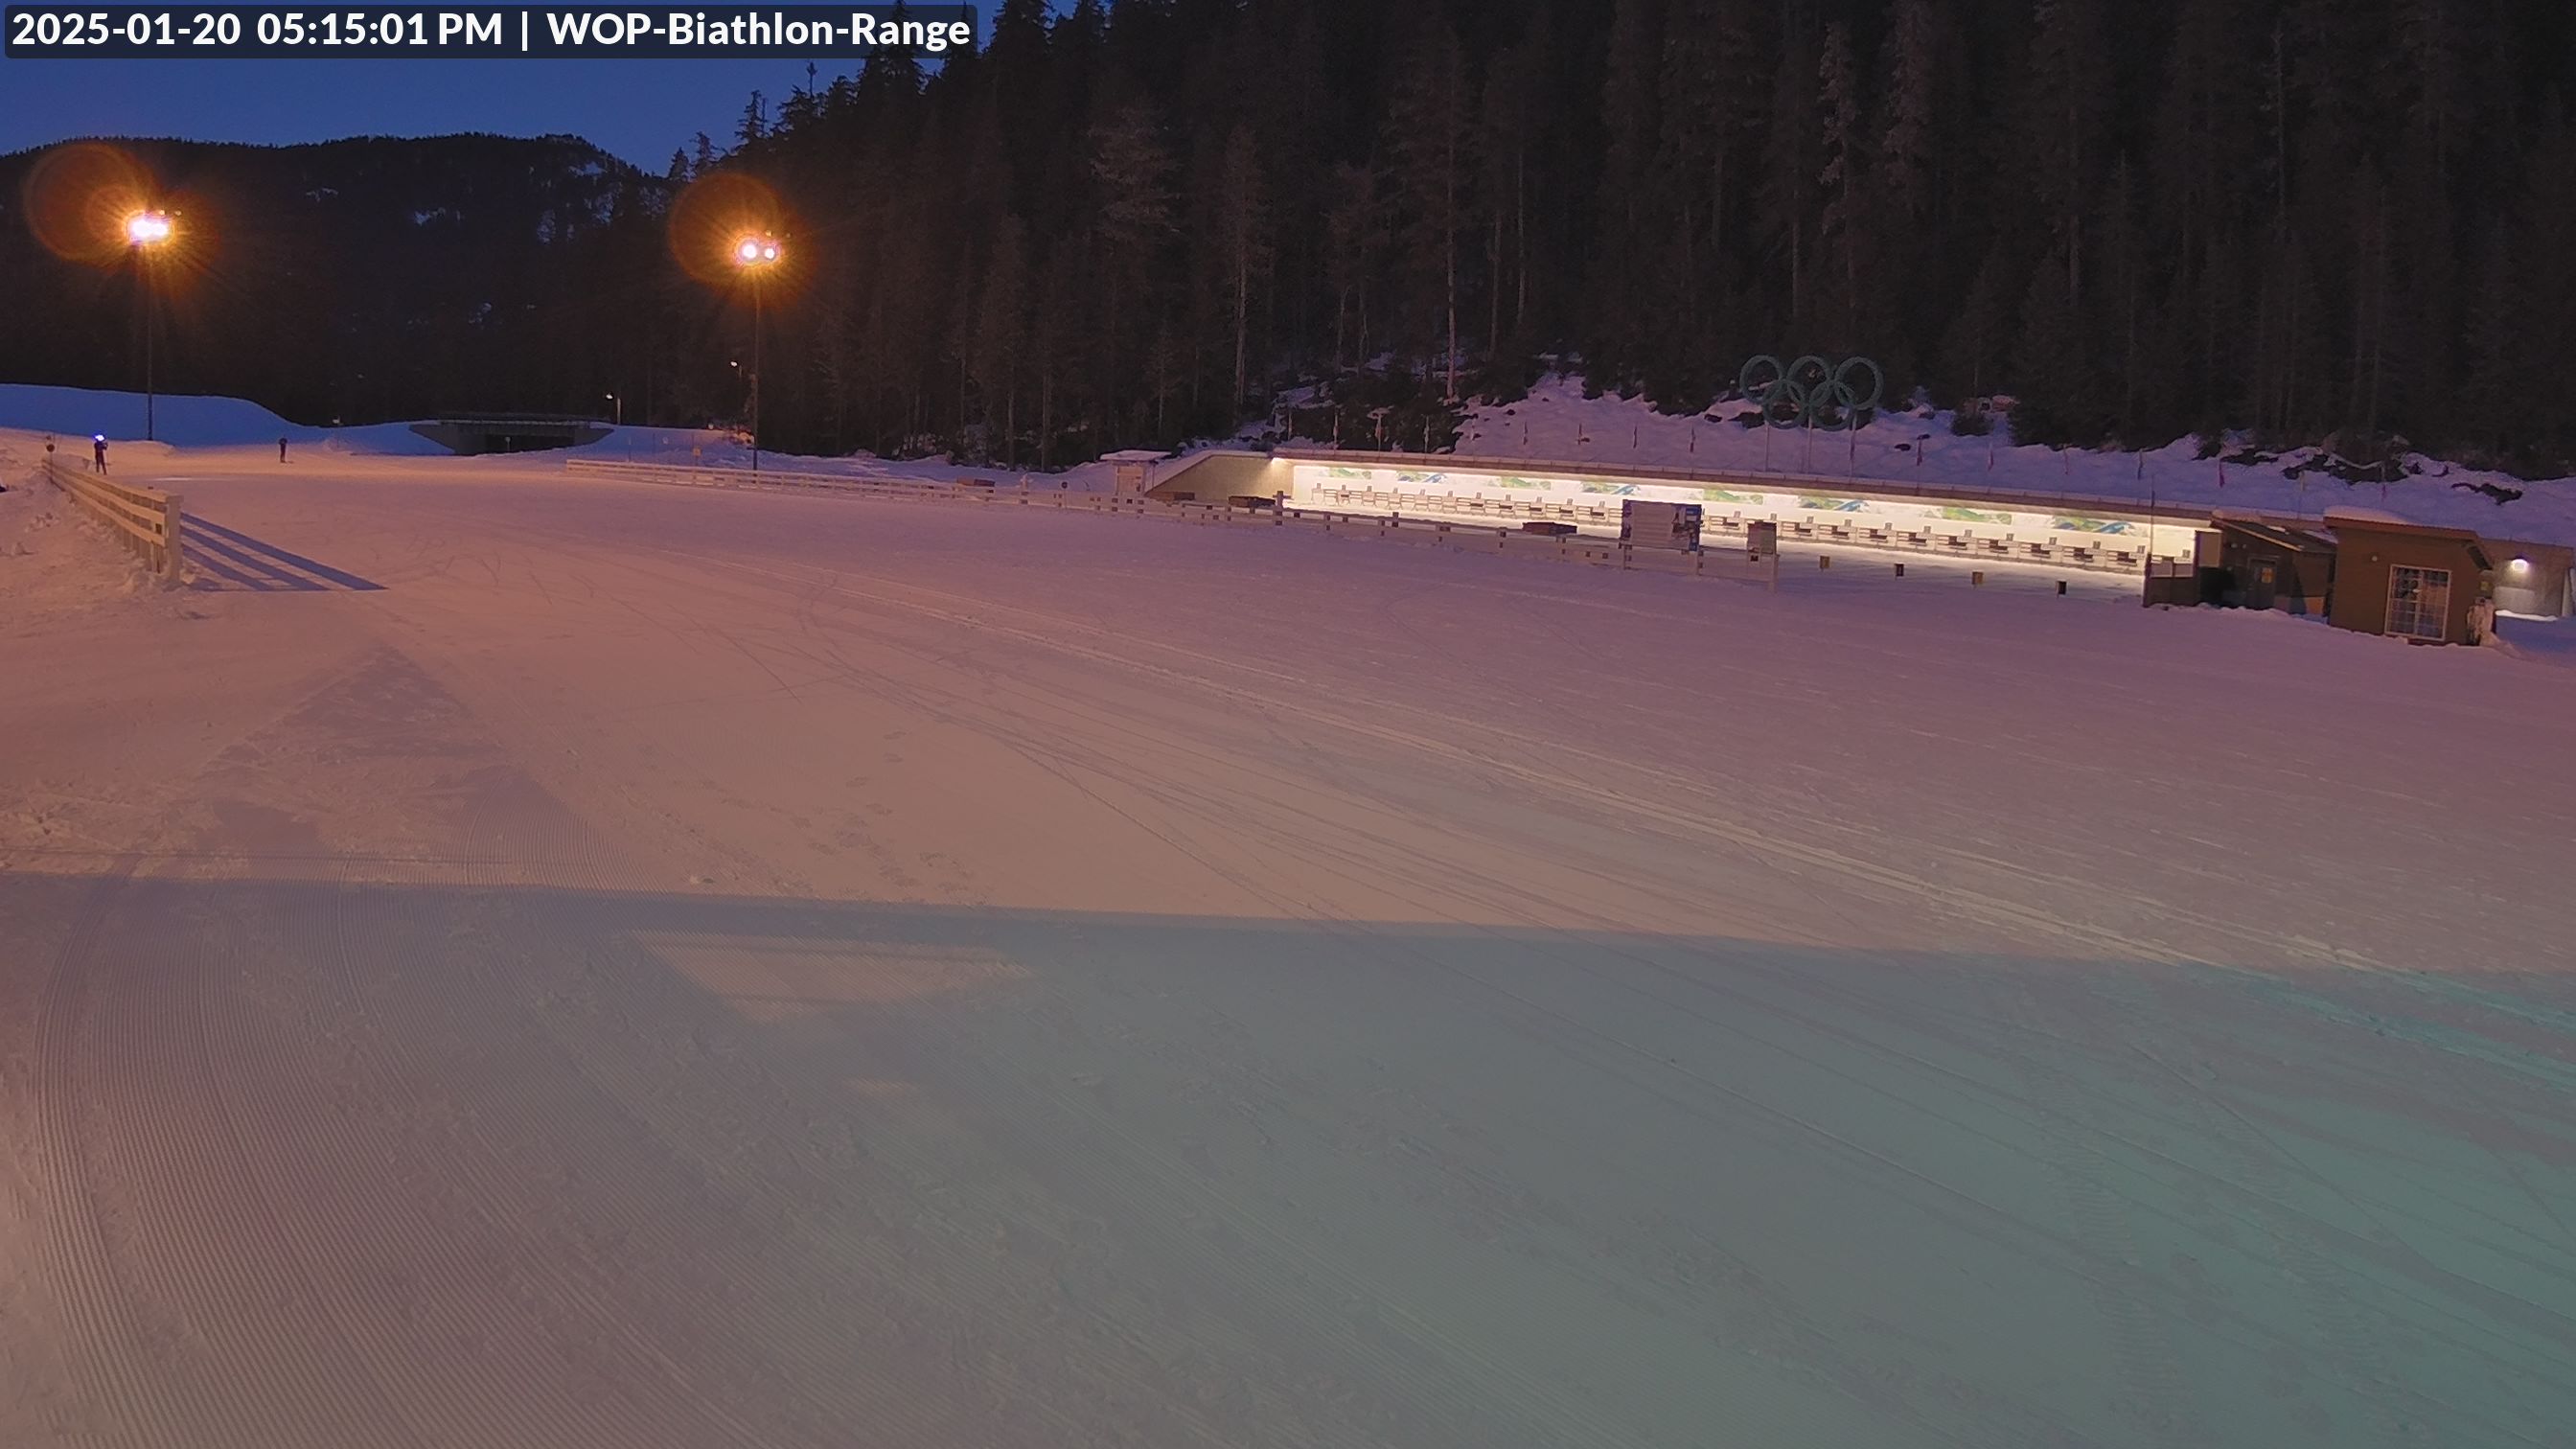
[
  {"x1": 125, "y1": 211, "x2": 174, "y2": 442},
  {"x1": 134, "y1": 251, "x2": 159, "y2": 442},
  {"x1": 726, "y1": 235, "x2": 782, "y2": 474}
]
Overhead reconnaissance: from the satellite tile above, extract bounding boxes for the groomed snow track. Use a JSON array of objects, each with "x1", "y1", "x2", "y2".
[{"x1": 2, "y1": 448, "x2": 2572, "y2": 1449}]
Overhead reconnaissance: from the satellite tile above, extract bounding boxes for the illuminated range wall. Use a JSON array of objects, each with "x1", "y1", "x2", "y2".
[{"x1": 1289, "y1": 462, "x2": 2202, "y2": 563}]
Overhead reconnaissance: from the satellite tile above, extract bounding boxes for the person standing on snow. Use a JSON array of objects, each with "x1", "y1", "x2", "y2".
[
  {"x1": 92, "y1": 434, "x2": 107, "y2": 474},
  {"x1": 279, "y1": 436, "x2": 289, "y2": 463}
]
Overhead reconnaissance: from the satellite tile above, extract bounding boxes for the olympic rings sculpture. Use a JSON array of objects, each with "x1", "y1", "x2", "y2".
[{"x1": 1738, "y1": 355, "x2": 1885, "y2": 429}]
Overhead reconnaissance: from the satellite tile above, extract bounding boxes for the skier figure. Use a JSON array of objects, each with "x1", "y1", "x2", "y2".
[
  {"x1": 92, "y1": 434, "x2": 107, "y2": 474},
  {"x1": 279, "y1": 435, "x2": 289, "y2": 463}
]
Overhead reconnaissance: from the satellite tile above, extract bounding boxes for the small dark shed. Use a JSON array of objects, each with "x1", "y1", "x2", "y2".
[
  {"x1": 2324, "y1": 511, "x2": 2496, "y2": 645},
  {"x1": 2213, "y1": 518, "x2": 2336, "y2": 613}
]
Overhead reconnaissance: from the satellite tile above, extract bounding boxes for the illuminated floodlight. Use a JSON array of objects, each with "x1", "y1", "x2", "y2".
[
  {"x1": 125, "y1": 210, "x2": 173, "y2": 245},
  {"x1": 2509, "y1": 557, "x2": 2532, "y2": 575},
  {"x1": 733, "y1": 234, "x2": 782, "y2": 266}
]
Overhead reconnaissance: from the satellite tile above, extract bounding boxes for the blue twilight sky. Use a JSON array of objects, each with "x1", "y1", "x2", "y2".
[{"x1": 0, "y1": 53, "x2": 863, "y2": 169}]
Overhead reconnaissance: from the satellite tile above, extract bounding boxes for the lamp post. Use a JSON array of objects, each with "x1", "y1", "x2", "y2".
[
  {"x1": 125, "y1": 209, "x2": 174, "y2": 441},
  {"x1": 731, "y1": 234, "x2": 782, "y2": 473}
]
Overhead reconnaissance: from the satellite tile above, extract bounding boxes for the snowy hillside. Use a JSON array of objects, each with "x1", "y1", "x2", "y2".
[
  {"x1": 0, "y1": 384, "x2": 1123, "y2": 484},
  {"x1": 0, "y1": 384, "x2": 461, "y2": 456},
  {"x1": 1438, "y1": 376, "x2": 2576, "y2": 544},
  {"x1": 0, "y1": 383, "x2": 329, "y2": 448}
]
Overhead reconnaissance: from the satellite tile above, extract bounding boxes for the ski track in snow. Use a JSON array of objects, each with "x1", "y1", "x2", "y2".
[{"x1": 2, "y1": 446, "x2": 2573, "y2": 1448}]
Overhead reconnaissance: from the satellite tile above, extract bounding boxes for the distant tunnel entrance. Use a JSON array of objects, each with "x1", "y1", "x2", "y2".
[{"x1": 411, "y1": 417, "x2": 611, "y2": 455}]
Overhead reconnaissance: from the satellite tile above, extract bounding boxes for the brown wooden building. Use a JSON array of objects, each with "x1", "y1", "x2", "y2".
[
  {"x1": 2211, "y1": 518, "x2": 2336, "y2": 614},
  {"x1": 2324, "y1": 511, "x2": 2496, "y2": 645}
]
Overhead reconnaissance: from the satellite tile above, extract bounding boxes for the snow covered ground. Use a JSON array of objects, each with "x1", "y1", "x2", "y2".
[
  {"x1": 0, "y1": 382, "x2": 1118, "y2": 485},
  {"x1": 1443, "y1": 376, "x2": 2576, "y2": 544},
  {"x1": 3, "y1": 431, "x2": 2574, "y2": 1448}
]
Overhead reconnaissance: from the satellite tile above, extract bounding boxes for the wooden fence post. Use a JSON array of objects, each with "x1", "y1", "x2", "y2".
[{"x1": 162, "y1": 493, "x2": 185, "y2": 583}]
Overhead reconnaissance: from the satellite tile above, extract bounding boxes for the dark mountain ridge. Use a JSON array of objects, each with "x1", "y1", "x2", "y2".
[{"x1": 1, "y1": 132, "x2": 682, "y2": 427}]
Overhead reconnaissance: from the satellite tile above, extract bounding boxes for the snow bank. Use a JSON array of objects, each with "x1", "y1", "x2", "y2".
[
  {"x1": 564, "y1": 423, "x2": 742, "y2": 465},
  {"x1": 1442, "y1": 375, "x2": 2576, "y2": 544},
  {"x1": 2320, "y1": 504, "x2": 2424, "y2": 528},
  {"x1": 0, "y1": 384, "x2": 1123, "y2": 484},
  {"x1": 0, "y1": 382, "x2": 326, "y2": 448},
  {"x1": 567, "y1": 425, "x2": 1120, "y2": 492},
  {"x1": 0, "y1": 428, "x2": 165, "y2": 621},
  {"x1": 0, "y1": 384, "x2": 542, "y2": 459},
  {"x1": 316, "y1": 422, "x2": 458, "y2": 457},
  {"x1": 0, "y1": 383, "x2": 460, "y2": 456}
]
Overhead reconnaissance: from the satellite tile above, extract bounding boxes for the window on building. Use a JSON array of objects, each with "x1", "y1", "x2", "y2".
[{"x1": 2387, "y1": 564, "x2": 2451, "y2": 639}]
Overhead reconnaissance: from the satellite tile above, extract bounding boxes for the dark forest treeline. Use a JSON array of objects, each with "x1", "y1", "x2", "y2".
[
  {"x1": 10, "y1": 0, "x2": 2576, "y2": 475},
  {"x1": 764, "y1": 0, "x2": 2576, "y2": 472}
]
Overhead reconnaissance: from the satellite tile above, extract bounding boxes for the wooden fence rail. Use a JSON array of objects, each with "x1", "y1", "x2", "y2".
[{"x1": 41, "y1": 457, "x2": 183, "y2": 582}]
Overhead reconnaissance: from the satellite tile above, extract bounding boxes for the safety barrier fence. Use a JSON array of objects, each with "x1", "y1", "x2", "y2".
[
  {"x1": 1190, "y1": 499, "x2": 1783, "y2": 586},
  {"x1": 562, "y1": 457, "x2": 1782, "y2": 586},
  {"x1": 40, "y1": 456, "x2": 184, "y2": 582},
  {"x1": 1273, "y1": 446, "x2": 2220, "y2": 526},
  {"x1": 1307, "y1": 485, "x2": 2158, "y2": 574}
]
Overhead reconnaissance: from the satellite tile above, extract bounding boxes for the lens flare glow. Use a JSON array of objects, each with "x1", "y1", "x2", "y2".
[
  {"x1": 126, "y1": 210, "x2": 173, "y2": 245},
  {"x1": 22, "y1": 142, "x2": 154, "y2": 264},
  {"x1": 668, "y1": 172, "x2": 794, "y2": 287}
]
